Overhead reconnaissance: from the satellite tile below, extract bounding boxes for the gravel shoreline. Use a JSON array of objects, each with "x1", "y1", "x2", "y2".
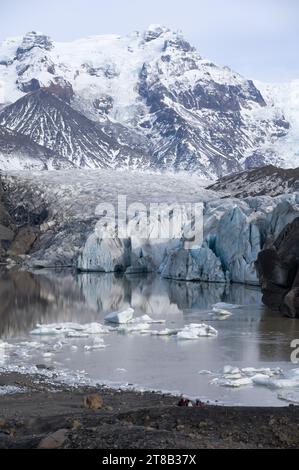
[{"x1": 0, "y1": 372, "x2": 299, "y2": 449}]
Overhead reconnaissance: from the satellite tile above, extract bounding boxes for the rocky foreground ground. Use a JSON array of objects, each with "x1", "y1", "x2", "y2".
[{"x1": 0, "y1": 372, "x2": 298, "y2": 449}]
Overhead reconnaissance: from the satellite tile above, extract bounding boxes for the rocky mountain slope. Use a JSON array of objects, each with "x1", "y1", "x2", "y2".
[
  {"x1": 207, "y1": 165, "x2": 299, "y2": 198},
  {"x1": 0, "y1": 124, "x2": 73, "y2": 170},
  {"x1": 0, "y1": 27, "x2": 293, "y2": 176},
  {"x1": 0, "y1": 89, "x2": 150, "y2": 169}
]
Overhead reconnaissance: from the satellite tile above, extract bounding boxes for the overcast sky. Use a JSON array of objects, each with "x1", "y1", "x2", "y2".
[{"x1": 0, "y1": 0, "x2": 298, "y2": 81}]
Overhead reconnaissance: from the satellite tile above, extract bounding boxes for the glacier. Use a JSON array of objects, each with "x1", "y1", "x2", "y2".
[{"x1": 2, "y1": 169, "x2": 298, "y2": 286}]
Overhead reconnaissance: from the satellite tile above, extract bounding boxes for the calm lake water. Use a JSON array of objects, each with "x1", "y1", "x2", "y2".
[{"x1": 1, "y1": 268, "x2": 299, "y2": 406}]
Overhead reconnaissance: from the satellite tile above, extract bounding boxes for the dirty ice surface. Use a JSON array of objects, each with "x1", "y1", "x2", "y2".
[{"x1": 1, "y1": 268, "x2": 299, "y2": 406}]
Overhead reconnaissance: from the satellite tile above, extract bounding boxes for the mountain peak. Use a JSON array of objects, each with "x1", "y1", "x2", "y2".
[
  {"x1": 16, "y1": 31, "x2": 53, "y2": 57},
  {"x1": 143, "y1": 24, "x2": 171, "y2": 42}
]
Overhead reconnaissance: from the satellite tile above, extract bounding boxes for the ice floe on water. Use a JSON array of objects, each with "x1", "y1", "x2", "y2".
[
  {"x1": 278, "y1": 390, "x2": 299, "y2": 404},
  {"x1": 177, "y1": 324, "x2": 218, "y2": 340},
  {"x1": 211, "y1": 365, "x2": 283, "y2": 388},
  {"x1": 211, "y1": 308, "x2": 233, "y2": 318},
  {"x1": 30, "y1": 322, "x2": 111, "y2": 336},
  {"x1": 28, "y1": 310, "x2": 214, "y2": 345},
  {"x1": 150, "y1": 328, "x2": 179, "y2": 336},
  {"x1": 210, "y1": 364, "x2": 299, "y2": 403}
]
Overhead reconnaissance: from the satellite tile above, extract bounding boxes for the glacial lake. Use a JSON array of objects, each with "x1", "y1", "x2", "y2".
[{"x1": 1, "y1": 268, "x2": 299, "y2": 406}]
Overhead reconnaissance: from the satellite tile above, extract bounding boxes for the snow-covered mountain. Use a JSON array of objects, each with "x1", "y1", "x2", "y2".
[{"x1": 0, "y1": 27, "x2": 295, "y2": 176}]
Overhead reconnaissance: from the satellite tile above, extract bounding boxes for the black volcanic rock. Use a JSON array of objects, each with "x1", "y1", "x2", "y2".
[
  {"x1": 17, "y1": 78, "x2": 41, "y2": 93},
  {"x1": 256, "y1": 217, "x2": 299, "y2": 318}
]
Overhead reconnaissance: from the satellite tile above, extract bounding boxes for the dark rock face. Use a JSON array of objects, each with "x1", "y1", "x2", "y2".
[
  {"x1": 256, "y1": 217, "x2": 299, "y2": 317},
  {"x1": 17, "y1": 78, "x2": 41, "y2": 93},
  {"x1": 16, "y1": 31, "x2": 53, "y2": 58},
  {"x1": 136, "y1": 40, "x2": 286, "y2": 177},
  {"x1": 45, "y1": 78, "x2": 74, "y2": 103}
]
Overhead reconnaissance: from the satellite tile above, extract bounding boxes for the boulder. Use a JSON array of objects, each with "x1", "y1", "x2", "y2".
[
  {"x1": 83, "y1": 394, "x2": 103, "y2": 410},
  {"x1": 38, "y1": 429, "x2": 67, "y2": 449}
]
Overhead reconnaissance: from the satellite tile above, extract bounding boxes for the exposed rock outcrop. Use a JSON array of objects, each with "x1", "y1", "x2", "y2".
[{"x1": 256, "y1": 217, "x2": 299, "y2": 317}]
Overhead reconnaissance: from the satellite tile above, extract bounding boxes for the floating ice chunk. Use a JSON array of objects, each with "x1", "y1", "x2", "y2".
[
  {"x1": 212, "y1": 308, "x2": 232, "y2": 316},
  {"x1": 65, "y1": 331, "x2": 89, "y2": 338},
  {"x1": 131, "y1": 314, "x2": 165, "y2": 324},
  {"x1": 53, "y1": 342, "x2": 64, "y2": 351},
  {"x1": 151, "y1": 328, "x2": 179, "y2": 336},
  {"x1": 82, "y1": 323, "x2": 110, "y2": 334},
  {"x1": 278, "y1": 390, "x2": 299, "y2": 404},
  {"x1": 117, "y1": 323, "x2": 150, "y2": 333},
  {"x1": 43, "y1": 352, "x2": 54, "y2": 358},
  {"x1": 0, "y1": 341, "x2": 13, "y2": 350},
  {"x1": 224, "y1": 377, "x2": 253, "y2": 387},
  {"x1": 223, "y1": 373, "x2": 243, "y2": 380},
  {"x1": 223, "y1": 365, "x2": 240, "y2": 375},
  {"x1": 198, "y1": 370, "x2": 213, "y2": 375},
  {"x1": 30, "y1": 326, "x2": 61, "y2": 336},
  {"x1": 251, "y1": 374, "x2": 272, "y2": 386},
  {"x1": 116, "y1": 368, "x2": 127, "y2": 372},
  {"x1": 177, "y1": 323, "x2": 218, "y2": 340},
  {"x1": 30, "y1": 322, "x2": 86, "y2": 336},
  {"x1": 270, "y1": 378, "x2": 299, "y2": 389},
  {"x1": 104, "y1": 307, "x2": 134, "y2": 324},
  {"x1": 252, "y1": 370, "x2": 299, "y2": 389},
  {"x1": 84, "y1": 339, "x2": 106, "y2": 351},
  {"x1": 19, "y1": 341, "x2": 41, "y2": 349},
  {"x1": 212, "y1": 302, "x2": 242, "y2": 310},
  {"x1": 212, "y1": 377, "x2": 252, "y2": 387},
  {"x1": 241, "y1": 367, "x2": 282, "y2": 377}
]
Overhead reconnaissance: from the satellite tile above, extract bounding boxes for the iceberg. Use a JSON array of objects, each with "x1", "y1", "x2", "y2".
[{"x1": 104, "y1": 307, "x2": 134, "y2": 324}]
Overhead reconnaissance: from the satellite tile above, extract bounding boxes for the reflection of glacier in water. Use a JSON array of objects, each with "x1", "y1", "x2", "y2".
[{"x1": 1, "y1": 268, "x2": 299, "y2": 406}]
